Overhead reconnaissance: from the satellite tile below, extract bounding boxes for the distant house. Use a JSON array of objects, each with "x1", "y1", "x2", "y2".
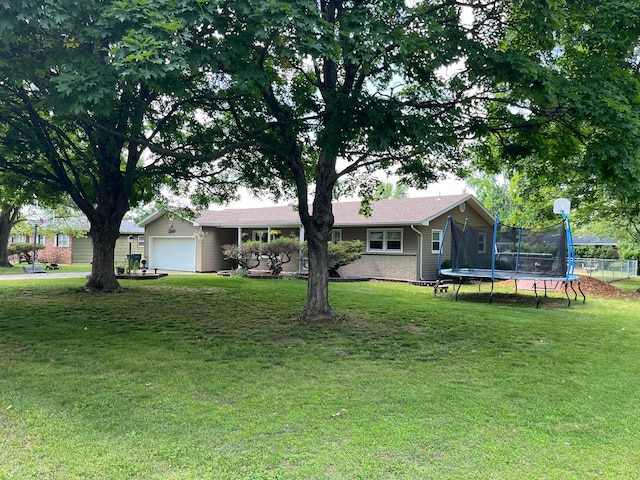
[
  {"x1": 572, "y1": 236, "x2": 617, "y2": 248},
  {"x1": 9, "y1": 220, "x2": 144, "y2": 265},
  {"x1": 138, "y1": 194, "x2": 494, "y2": 281}
]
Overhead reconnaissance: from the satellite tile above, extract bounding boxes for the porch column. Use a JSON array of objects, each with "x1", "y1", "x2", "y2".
[
  {"x1": 237, "y1": 227, "x2": 242, "y2": 245},
  {"x1": 299, "y1": 226, "x2": 306, "y2": 273}
]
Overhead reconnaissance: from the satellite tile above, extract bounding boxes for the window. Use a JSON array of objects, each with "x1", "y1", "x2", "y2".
[
  {"x1": 387, "y1": 230, "x2": 402, "y2": 250},
  {"x1": 37, "y1": 235, "x2": 46, "y2": 245},
  {"x1": 252, "y1": 230, "x2": 268, "y2": 242},
  {"x1": 368, "y1": 230, "x2": 384, "y2": 250},
  {"x1": 478, "y1": 233, "x2": 486, "y2": 254},
  {"x1": 251, "y1": 230, "x2": 282, "y2": 242},
  {"x1": 367, "y1": 229, "x2": 403, "y2": 252},
  {"x1": 137, "y1": 235, "x2": 145, "y2": 247},
  {"x1": 55, "y1": 234, "x2": 70, "y2": 247},
  {"x1": 431, "y1": 230, "x2": 442, "y2": 254},
  {"x1": 331, "y1": 229, "x2": 342, "y2": 243}
]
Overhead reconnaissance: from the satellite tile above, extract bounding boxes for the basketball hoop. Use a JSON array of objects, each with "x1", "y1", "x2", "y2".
[{"x1": 553, "y1": 198, "x2": 571, "y2": 215}]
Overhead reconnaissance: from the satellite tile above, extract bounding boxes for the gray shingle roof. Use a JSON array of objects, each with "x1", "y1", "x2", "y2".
[
  {"x1": 195, "y1": 194, "x2": 488, "y2": 227},
  {"x1": 573, "y1": 236, "x2": 617, "y2": 246}
]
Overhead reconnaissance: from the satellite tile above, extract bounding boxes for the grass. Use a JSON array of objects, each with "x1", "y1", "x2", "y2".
[
  {"x1": 612, "y1": 276, "x2": 640, "y2": 293},
  {"x1": 0, "y1": 263, "x2": 92, "y2": 275},
  {"x1": 1, "y1": 274, "x2": 640, "y2": 479}
]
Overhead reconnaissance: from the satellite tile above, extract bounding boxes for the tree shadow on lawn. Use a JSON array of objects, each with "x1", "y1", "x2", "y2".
[{"x1": 454, "y1": 292, "x2": 576, "y2": 308}]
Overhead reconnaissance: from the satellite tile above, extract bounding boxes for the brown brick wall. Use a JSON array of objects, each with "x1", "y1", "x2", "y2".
[
  {"x1": 38, "y1": 237, "x2": 73, "y2": 264},
  {"x1": 339, "y1": 253, "x2": 417, "y2": 281}
]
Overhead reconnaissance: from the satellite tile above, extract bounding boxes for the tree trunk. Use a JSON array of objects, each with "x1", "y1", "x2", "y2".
[
  {"x1": 84, "y1": 215, "x2": 124, "y2": 291},
  {"x1": 303, "y1": 225, "x2": 335, "y2": 321},
  {"x1": 0, "y1": 205, "x2": 19, "y2": 268},
  {"x1": 300, "y1": 160, "x2": 337, "y2": 321}
]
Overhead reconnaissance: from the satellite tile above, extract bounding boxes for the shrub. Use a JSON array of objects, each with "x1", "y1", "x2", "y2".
[
  {"x1": 575, "y1": 245, "x2": 619, "y2": 259},
  {"x1": 222, "y1": 241, "x2": 262, "y2": 270},
  {"x1": 327, "y1": 240, "x2": 364, "y2": 277},
  {"x1": 8, "y1": 242, "x2": 44, "y2": 264},
  {"x1": 261, "y1": 238, "x2": 301, "y2": 276}
]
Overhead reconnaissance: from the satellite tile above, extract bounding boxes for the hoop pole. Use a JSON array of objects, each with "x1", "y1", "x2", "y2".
[
  {"x1": 515, "y1": 220, "x2": 523, "y2": 273},
  {"x1": 563, "y1": 211, "x2": 575, "y2": 283}
]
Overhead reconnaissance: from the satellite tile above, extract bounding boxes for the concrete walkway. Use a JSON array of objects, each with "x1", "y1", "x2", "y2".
[{"x1": 0, "y1": 271, "x2": 89, "y2": 281}]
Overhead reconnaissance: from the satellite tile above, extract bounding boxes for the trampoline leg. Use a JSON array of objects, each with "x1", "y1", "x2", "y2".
[
  {"x1": 575, "y1": 280, "x2": 586, "y2": 304},
  {"x1": 514, "y1": 279, "x2": 518, "y2": 295},
  {"x1": 564, "y1": 282, "x2": 571, "y2": 307},
  {"x1": 543, "y1": 281, "x2": 548, "y2": 298},
  {"x1": 533, "y1": 281, "x2": 540, "y2": 308},
  {"x1": 570, "y1": 281, "x2": 578, "y2": 301},
  {"x1": 489, "y1": 280, "x2": 495, "y2": 304},
  {"x1": 433, "y1": 279, "x2": 441, "y2": 297},
  {"x1": 455, "y1": 278, "x2": 462, "y2": 302}
]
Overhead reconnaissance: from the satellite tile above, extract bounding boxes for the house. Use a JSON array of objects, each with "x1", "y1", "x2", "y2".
[
  {"x1": 70, "y1": 220, "x2": 145, "y2": 264},
  {"x1": 572, "y1": 236, "x2": 617, "y2": 248},
  {"x1": 9, "y1": 219, "x2": 145, "y2": 265},
  {"x1": 138, "y1": 194, "x2": 494, "y2": 281}
]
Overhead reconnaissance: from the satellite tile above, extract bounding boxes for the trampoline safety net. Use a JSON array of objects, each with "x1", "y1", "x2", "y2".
[{"x1": 448, "y1": 219, "x2": 568, "y2": 276}]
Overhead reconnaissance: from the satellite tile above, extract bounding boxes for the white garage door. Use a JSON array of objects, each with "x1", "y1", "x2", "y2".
[{"x1": 150, "y1": 237, "x2": 196, "y2": 271}]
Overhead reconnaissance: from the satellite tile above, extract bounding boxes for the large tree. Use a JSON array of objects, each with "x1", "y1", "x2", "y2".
[
  {"x1": 0, "y1": 1, "x2": 235, "y2": 290},
  {"x1": 114, "y1": 0, "x2": 639, "y2": 320},
  {"x1": 203, "y1": 0, "x2": 622, "y2": 320},
  {"x1": 0, "y1": 168, "x2": 56, "y2": 267},
  {"x1": 0, "y1": 202, "x2": 19, "y2": 268},
  {"x1": 472, "y1": 1, "x2": 640, "y2": 222}
]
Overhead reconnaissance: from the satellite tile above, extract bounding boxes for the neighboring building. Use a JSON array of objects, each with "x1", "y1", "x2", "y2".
[
  {"x1": 9, "y1": 220, "x2": 144, "y2": 265},
  {"x1": 138, "y1": 194, "x2": 494, "y2": 281},
  {"x1": 70, "y1": 220, "x2": 145, "y2": 264},
  {"x1": 572, "y1": 236, "x2": 617, "y2": 248}
]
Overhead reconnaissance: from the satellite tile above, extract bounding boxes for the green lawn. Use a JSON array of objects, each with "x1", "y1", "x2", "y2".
[{"x1": 1, "y1": 275, "x2": 639, "y2": 479}]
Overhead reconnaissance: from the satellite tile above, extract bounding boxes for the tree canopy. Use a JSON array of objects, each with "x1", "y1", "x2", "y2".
[
  {"x1": 472, "y1": 0, "x2": 640, "y2": 217},
  {"x1": 0, "y1": 0, "x2": 237, "y2": 289}
]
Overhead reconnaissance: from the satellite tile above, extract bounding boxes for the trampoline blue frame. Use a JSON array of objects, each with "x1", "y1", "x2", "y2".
[{"x1": 436, "y1": 213, "x2": 585, "y2": 307}]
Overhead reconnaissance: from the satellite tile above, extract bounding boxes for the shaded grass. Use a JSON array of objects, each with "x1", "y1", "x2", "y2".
[{"x1": 1, "y1": 275, "x2": 640, "y2": 478}]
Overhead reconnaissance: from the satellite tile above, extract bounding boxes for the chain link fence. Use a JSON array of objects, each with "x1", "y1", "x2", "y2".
[{"x1": 575, "y1": 258, "x2": 638, "y2": 282}]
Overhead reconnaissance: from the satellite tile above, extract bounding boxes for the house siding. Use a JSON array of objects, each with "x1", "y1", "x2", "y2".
[
  {"x1": 71, "y1": 237, "x2": 92, "y2": 263},
  {"x1": 67, "y1": 235, "x2": 144, "y2": 265},
  {"x1": 199, "y1": 228, "x2": 237, "y2": 272},
  {"x1": 337, "y1": 226, "x2": 419, "y2": 281},
  {"x1": 420, "y1": 203, "x2": 493, "y2": 280},
  {"x1": 114, "y1": 235, "x2": 145, "y2": 265}
]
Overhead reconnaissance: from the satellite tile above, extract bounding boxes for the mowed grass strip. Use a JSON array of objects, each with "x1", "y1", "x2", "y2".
[{"x1": 1, "y1": 275, "x2": 639, "y2": 479}]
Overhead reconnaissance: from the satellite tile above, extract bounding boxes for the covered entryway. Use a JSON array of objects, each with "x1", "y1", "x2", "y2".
[{"x1": 149, "y1": 237, "x2": 196, "y2": 271}]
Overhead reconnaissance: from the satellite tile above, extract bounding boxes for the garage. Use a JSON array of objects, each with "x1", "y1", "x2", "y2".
[{"x1": 149, "y1": 237, "x2": 196, "y2": 272}]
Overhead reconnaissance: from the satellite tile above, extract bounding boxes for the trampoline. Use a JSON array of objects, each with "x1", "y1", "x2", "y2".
[{"x1": 437, "y1": 201, "x2": 585, "y2": 307}]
